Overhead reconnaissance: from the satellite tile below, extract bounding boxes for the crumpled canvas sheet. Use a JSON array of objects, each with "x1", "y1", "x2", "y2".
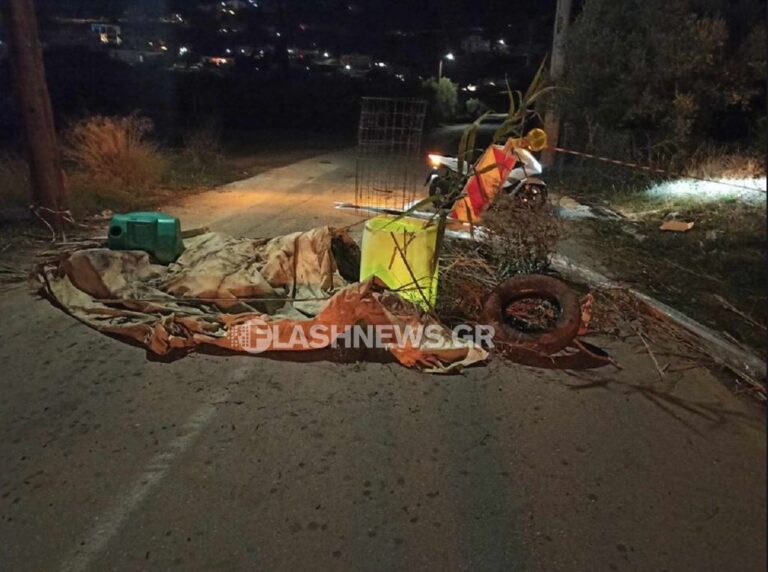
[{"x1": 37, "y1": 226, "x2": 487, "y2": 373}]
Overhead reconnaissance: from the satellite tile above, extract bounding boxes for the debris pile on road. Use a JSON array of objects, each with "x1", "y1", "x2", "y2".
[
  {"x1": 436, "y1": 235, "x2": 612, "y2": 369},
  {"x1": 481, "y1": 275, "x2": 613, "y2": 369},
  {"x1": 34, "y1": 219, "x2": 619, "y2": 373},
  {"x1": 36, "y1": 226, "x2": 487, "y2": 372}
]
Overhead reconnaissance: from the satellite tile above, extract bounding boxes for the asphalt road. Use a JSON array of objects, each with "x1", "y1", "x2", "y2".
[{"x1": 1, "y1": 150, "x2": 765, "y2": 571}]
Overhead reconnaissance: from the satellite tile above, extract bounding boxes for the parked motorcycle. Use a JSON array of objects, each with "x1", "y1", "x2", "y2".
[{"x1": 426, "y1": 128, "x2": 549, "y2": 211}]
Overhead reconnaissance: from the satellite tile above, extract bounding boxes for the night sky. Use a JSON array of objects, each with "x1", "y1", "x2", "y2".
[{"x1": 37, "y1": 0, "x2": 559, "y2": 34}]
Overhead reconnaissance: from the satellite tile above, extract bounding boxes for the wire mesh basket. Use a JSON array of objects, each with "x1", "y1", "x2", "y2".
[{"x1": 355, "y1": 97, "x2": 428, "y2": 213}]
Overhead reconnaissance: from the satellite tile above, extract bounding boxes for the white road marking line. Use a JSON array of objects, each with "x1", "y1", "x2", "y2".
[{"x1": 60, "y1": 366, "x2": 250, "y2": 572}]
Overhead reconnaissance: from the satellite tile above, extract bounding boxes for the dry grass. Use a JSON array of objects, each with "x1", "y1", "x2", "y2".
[
  {"x1": 683, "y1": 146, "x2": 765, "y2": 180},
  {"x1": 182, "y1": 123, "x2": 224, "y2": 170},
  {"x1": 437, "y1": 239, "x2": 497, "y2": 324},
  {"x1": 64, "y1": 115, "x2": 167, "y2": 197}
]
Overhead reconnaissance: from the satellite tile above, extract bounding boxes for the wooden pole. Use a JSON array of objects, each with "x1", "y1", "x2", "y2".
[
  {"x1": 541, "y1": 0, "x2": 573, "y2": 168},
  {"x1": 0, "y1": 0, "x2": 68, "y2": 231}
]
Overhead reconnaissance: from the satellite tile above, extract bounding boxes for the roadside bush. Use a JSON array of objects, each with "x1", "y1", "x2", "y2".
[
  {"x1": 64, "y1": 114, "x2": 166, "y2": 194},
  {"x1": 561, "y1": 0, "x2": 766, "y2": 155},
  {"x1": 466, "y1": 98, "x2": 490, "y2": 119},
  {"x1": 423, "y1": 77, "x2": 458, "y2": 123},
  {"x1": 181, "y1": 121, "x2": 224, "y2": 176}
]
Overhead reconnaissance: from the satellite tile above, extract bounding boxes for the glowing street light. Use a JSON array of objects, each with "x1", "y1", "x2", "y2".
[{"x1": 438, "y1": 52, "x2": 454, "y2": 79}]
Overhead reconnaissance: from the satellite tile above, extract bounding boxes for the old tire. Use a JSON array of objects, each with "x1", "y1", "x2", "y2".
[{"x1": 480, "y1": 274, "x2": 580, "y2": 355}]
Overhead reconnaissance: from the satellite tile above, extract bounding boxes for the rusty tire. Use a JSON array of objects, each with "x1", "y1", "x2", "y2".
[{"x1": 480, "y1": 274, "x2": 581, "y2": 355}]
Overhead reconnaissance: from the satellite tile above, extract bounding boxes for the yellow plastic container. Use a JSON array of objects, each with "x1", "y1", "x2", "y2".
[{"x1": 360, "y1": 216, "x2": 439, "y2": 309}]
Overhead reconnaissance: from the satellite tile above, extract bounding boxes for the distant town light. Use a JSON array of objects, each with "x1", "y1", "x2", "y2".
[
  {"x1": 160, "y1": 45, "x2": 168, "y2": 51},
  {"x1": 444, "y1": 52, "x2": 455, "y2": 60},
  {"x1": 344, "y1": 64, "x2": 351, "y2": 70},
  {"x1": 225, "y1": 48, "x2": 232, "y2": 54},
  {"x1": 376, "y1": 62, "x2": 386, "y2": 68},
  {"x1": 179, "y1": 46, "x2": 189, "y2": 56},
  {"x1": 498, "y1": 39, "x2": 505, "y2": 45},
  {"x1": 323, "y1": 52, "x2": 330, "y2": 58},
  {"x1": 467, "y1": 84, "x2": 477, "y2": 92}
]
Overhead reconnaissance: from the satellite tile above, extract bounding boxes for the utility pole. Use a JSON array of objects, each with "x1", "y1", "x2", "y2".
[
  {"x1": 0, "y1": 0, "x2": 68, "y2": 232},
  {"x1": 541, "y1": 0, "x2": 573, "y2": 168}
]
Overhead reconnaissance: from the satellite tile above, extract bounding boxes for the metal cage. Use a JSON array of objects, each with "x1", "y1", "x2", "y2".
[{"x1": 355, "y1": 97, "x2": 428, "y2": 213}]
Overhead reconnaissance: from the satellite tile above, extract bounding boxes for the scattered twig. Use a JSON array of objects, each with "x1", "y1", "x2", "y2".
[{"x1": 712, "y1": 293, "x2": 767, "y2": 332}]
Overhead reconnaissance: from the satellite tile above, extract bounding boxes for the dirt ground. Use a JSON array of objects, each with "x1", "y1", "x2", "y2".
[
  {"x1": 0, "y1": 147, "x2": 765, "y2": 571},
  {"x1": 549, "y1": 184, "x2": 767, "y2": 359}
]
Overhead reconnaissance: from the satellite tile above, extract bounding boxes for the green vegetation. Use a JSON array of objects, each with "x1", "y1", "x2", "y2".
[
  {"x1": 423, "y1": 77, "x2": 459, "y2": 123},
  {"x1": 562, "y1": 0, "x2": 766, "y2": 157},
  {"x1": 549, "y1": 1, "x2": 766, "y2": 355}
]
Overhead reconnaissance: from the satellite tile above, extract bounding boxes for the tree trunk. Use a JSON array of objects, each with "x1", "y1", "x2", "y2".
[
  {"x1": 0, "y1": 0, "x2": 68, "y2": 232},
  {"x1": 542, "y1": 0, "x2": 573, "y2": 168}
]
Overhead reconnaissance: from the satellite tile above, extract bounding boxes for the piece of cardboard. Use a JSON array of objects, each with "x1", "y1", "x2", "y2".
[{"x1": 659, "y1": 220, "x2": 694, "y2": 232}]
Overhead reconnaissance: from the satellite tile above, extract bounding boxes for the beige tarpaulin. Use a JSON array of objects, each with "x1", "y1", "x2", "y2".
[{"x1": 37, "y1": 226, "x2": 488, "y2": 372}]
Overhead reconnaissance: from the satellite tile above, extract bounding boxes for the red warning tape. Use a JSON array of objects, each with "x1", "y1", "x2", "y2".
[{"x1": 550, "y1": 146, "x2": 767, "y2": 193}]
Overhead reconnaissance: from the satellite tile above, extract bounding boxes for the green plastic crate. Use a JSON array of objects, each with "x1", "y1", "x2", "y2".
[{"x1": 107, "y1": 212, "x2": 184, "y2": 264}]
